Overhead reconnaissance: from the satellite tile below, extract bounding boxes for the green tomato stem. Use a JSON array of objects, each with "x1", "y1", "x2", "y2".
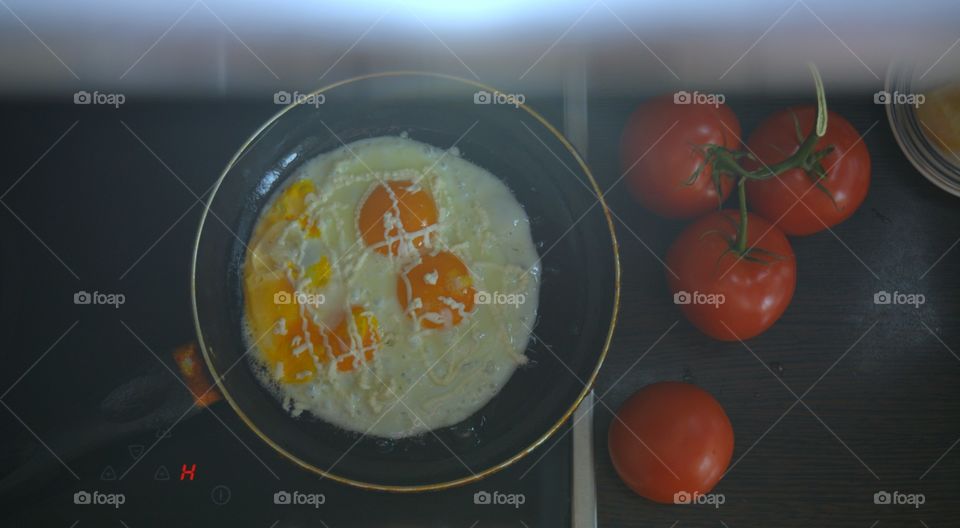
[
  {"x1": 736, "y1": 178, "x2": 748, "y2": 254},
  {"x1": 727, "y1": 62, "x2": 827, "y2": 256}
]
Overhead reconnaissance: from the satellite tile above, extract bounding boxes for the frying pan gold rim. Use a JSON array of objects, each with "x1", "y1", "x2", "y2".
[{"x1": 190, "y1": 70, "x2": 620, "y2": 492}]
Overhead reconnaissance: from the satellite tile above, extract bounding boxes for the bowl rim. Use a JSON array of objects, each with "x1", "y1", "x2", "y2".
[
  {"x1": 885, "y1": 62, "x2": 960, "y2": 198},
  {"x1": 190, "y1": 70, "x2": 621, "y2": 492}
]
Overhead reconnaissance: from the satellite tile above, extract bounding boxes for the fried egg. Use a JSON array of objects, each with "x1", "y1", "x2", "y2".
[{"x1": 243, "y1": 135, "x2": 540, "y2": 438}]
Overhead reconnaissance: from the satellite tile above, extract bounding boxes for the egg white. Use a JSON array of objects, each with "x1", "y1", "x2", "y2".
[{"x1": 243, "y1": 135, "x2": 540, "y2": 438}]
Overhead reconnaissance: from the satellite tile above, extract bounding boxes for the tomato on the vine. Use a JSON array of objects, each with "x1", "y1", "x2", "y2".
[
  {"x1": 666, "y1": 210, "x2": 796, "y2": 341},
  {"x1": 744, "y1": 106, "x2": 871, "y2": 236},
  {"x1": 608, "y1": 382, "x2": 734, "y2": 503},
  {"x1": 620, "y1": 95, "x2": 741, "y2": 219}
]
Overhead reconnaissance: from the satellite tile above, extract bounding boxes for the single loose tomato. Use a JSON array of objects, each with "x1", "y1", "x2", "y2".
[
  {"x1": 666, "y1": 210, "x2": 796, "y2": 341},
  {"x1": 608, "y1": 382, "x2": 734, "y2": 504},
  {"x1": 620, "y1": 94, "x2": 741, "y2": 219},
  {"x1": 745, "y1": 106, "x2": 871, "y2": 236}
]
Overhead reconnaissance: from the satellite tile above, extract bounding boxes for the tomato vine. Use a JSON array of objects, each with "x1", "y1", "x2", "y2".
[{"x1": 692, "y1": 63, "x2": 830, "y2": 258}]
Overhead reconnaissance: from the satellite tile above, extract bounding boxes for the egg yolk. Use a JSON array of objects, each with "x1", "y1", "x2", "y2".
[
  {"x1": 246, "y1": 274, "x2": 382, "y2": 381},
  {"x1": 397, "y1": 251, "x2": 476, "y2": 329},
  {"x1": 304, "y1": 256, "x2": 332, "y2": 288},
  {"x1": 262, "y1": 179, "x2": 320, "y2": 240},
  {"x1": 357, "y1": 180, "x2": 438, "y2": 256},
  {"x1": 276, "y1": 179, "x2": 315, "y2": 221},
  {"x1": 324, "y1": 306, "x2": 382, "y2": 372},
  {"x1": 297, "y1": 215, "x2": 321, "y2": 239},
  {"x1": 244, "y1": 276, "x2": 326, "y2": 384}
]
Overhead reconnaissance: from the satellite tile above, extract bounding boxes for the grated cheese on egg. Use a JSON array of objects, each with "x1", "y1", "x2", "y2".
[{"x1": 243, "y1": 136, "x2": 540, "y2": 438}]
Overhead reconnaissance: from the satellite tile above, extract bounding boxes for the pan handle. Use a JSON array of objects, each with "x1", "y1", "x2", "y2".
[
  {"x1": 170, "y1": 342, "x2": 223, "y2": 408},
  {"x1": 96, "y1": 342, "x2": 222, "y2": 425},
  {"x1": 0, "y1": 343, "x2": 221, "y2": 504}
]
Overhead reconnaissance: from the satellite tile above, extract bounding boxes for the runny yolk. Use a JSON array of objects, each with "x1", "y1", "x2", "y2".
[
  {"x1": 304, "y1": 256, "x2": 332, "y2": 288},
  {"x1": 357, "y1": 180, "x2": 438, "y2": 256},
  {"x1": 244, "y1": 276, "x2": 326, "y2": 385},
  {"x1": 276, "y1": 179, "x2": 315, "y2": 221},
  {"x1": 246, "y1": 178, "x2": 390, "y2": 384},
  {"x1": 325, "y1": 306, "x2": 381, "y2": 372},
  {"x1": 297, "y1": 215, "x2": 321, "y2": 239},
  {"x1": 397, "y1": 251, "x2": 476, "y2": 329},
  {"x1": 246, "y1": 264, "x2": 381, "y2": 382}
]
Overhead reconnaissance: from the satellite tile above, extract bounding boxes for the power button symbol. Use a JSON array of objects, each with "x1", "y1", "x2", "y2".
[{"x1": 211, "y1": 484, "x2": 231, "y2": 506}]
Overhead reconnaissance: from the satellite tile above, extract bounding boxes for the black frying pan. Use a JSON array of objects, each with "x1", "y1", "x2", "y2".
[{"x1": 191, "y1": 72, "x2": 619, "y2": 491}]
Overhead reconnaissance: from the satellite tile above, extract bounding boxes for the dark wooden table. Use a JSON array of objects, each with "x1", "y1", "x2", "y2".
[{"x1": 586, "y1": 95, "x2": 960, "y2": 527}]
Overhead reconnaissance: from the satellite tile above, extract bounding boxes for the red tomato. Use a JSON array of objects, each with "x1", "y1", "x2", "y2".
[
  {"x1": 666, "y1": 210, "x2": 796, "y2": 341},
  {"x1": 608, "y1": 382, "x2": 734, "y2": 504},
  {"x1": 620, "y1": 95, "x2": 741, "y2": 219},
  {"x1": 745, "y1": 106, "x2": 871, "y2": 236}
]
